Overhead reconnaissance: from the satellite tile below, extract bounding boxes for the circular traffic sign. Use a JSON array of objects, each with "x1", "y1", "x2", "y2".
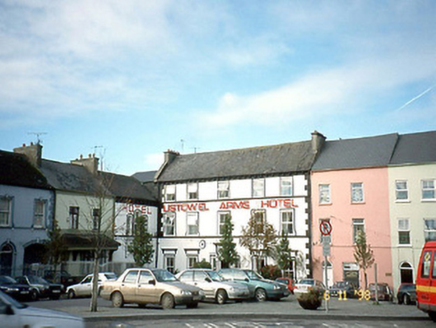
[{"x1": 320, "y1": 221, "x2": 332, "y2": 236}]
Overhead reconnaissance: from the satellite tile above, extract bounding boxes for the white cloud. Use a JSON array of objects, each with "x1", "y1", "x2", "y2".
[{"x1": 144, "y1": 152, "x2": 164, "y2": 171}]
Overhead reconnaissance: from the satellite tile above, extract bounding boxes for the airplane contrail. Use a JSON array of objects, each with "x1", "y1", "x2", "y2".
[{"x1": 395, "y1": 85, "x2": 435, "y2": 111}]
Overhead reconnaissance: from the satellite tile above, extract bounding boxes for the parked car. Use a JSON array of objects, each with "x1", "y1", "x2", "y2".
[
  {"x1": 218, "y1": 268, "x2": 290, "y2": 302},
  {"x1": 43, "y1": 270, "x2": 76, "y2": 288},
  {"x1": 0, "y1": 275, "x2": 37, "y2": 301},
  {"x1": 293, "y1": 278, "x2": 326, "y2": 298},
  {"x1": 66, "y1": 272, "x2": 117, "y2": 299},
  {"x1": 329, "y1": 281, "x2": 357, "y2": 298},
  {"x1": 0, "y1": 290, "x2": 84, "y2": 328},
  {"x1": 368, "y1": 283, "x2": 393, "y2": 301},
  {"x1": 397, "y1": 283, "x2": 416, "y2": 305},
  {"x1": 15, "y1": 275, "x2": 64, "y2": 300},
  {"x1": 275, "y1": 277, "x2": 295, "y2": 294},
  {"x1": 176, "y1": 269, "x2": 250, "y2": 304},
  {"x1": 100, "y1": 268, "x2": 204, "y2": 309}
]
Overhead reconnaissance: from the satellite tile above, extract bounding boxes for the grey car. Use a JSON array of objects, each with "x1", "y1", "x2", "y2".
[
  {"x1": 100, "y1": 268, "x2": 204, "y2": 309},
  {"x1": 176, "y1": 269, "x2": 250, "y2": 304},
  {"x1": 218, "y1": 268, "x2": 290, "y2": 301}
]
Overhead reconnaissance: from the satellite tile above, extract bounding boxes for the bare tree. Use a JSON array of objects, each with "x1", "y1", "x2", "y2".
[{"x1": 353, "y1": 230, "x2": 375, "y2": 290}]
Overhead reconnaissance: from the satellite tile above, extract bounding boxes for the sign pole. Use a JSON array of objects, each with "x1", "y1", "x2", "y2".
[{"x1": 325, "y1": 255, "x2": 329, "y2": 312}]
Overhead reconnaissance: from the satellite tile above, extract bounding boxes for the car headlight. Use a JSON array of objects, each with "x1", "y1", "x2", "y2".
[
  {"x1": 199, "y1": 290, "x2": 205, "y2": 296},
  {"x1": 273, "y1": 285, "x2": 281, "y2": 290},
  {"x1": 7, "y1": 287, "x2": 19, "y2": 292},
  {"x1": 180, "y1": 290, "x2": 192, "y2": 296}
]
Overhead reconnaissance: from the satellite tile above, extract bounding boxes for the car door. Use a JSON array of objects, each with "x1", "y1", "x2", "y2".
[
  {"x1": 136, "y1": 270, "x2": 155, "y2": 304},
  {"x1": 120, "y1": 270, "x2": 139, "y2": 303},
  {"x1": 77, "y1": 275, "x2": 92, "y2": 297},
  {"x1": 194, "y1": 271, "x2": 214, "y2": 299}
]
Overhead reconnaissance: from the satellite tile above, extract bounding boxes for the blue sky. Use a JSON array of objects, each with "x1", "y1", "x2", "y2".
[{"x1": 1, "y1": 0, "x2": 435, "y2": 176}]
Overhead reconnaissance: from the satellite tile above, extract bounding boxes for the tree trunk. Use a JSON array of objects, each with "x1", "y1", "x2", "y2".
[{"x1": 89, "y1": 252, "x2": 99, "y2": 312}]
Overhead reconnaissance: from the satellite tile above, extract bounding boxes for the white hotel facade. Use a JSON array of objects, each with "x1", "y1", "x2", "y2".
[{"x1": 153, "y1": 132, "x2": 325, "y2": 278}]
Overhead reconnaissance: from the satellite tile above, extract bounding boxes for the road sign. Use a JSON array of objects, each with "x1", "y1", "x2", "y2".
[
  {"x1": 320, "y1": 221, "x2": 332, "y2": 236},
  {"x1": 323, "y1": 237, "x2": 331, "y2": 256}
]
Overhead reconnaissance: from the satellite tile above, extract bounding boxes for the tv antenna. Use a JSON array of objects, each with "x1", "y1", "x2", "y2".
[
  {"x1": 28, "y1": 132, "x2": 47, "y2": 144},
  {"x1": 192, "y1": 147, "x2": 201, "y2": 153}
]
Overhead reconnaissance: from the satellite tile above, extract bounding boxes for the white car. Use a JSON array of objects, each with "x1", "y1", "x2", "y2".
[
  {"x1": 293, "y1": 278, "x2": 326, "y2": 297},
  {"x1": 67, "y1": 272, "x2": 117, "y2": 298},
  {"x1": 0, "y1": 290, "x2": 84, "y2": 328},
  {"x1": 176, "y1": 269, "x2": 250, "y2": 304}
]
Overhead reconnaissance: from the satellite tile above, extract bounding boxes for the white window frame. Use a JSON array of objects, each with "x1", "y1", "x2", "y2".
[
  {"x1": 319, "y1": 184, "x2": 331, "y2": 204},
  {"x1": 218, "y1": 181, "x2": 230, "y2": 199},
  {"x1": 351, "y1": 183, "x2": 364, "y2": 203},
  {"x1": 422, "y1": 180, "x2": 436, "y2": 201},
  {"x1": 352, "y1": 218, "x2": 365, "y2": 243},
  {"x1": 398, "y1": 218, "x2": 410, "y2": 245},
  {"x1": 186, "y1": 212, "x2": 199, "y2": 236},
  {"x1": 281, "y1": 210, "x2": 294, "y2": 235},
  {"x1": 163, "y1": 213, "x2": 176, "y2": 236},
  {"x1": 165, "y1": 255, "x2": 175, "y2": 273},
  {"x1": 280, "y1": 177, "x2": 293, "y2": 196},
  {"x1": 218, "y1": 211, "x2": 230, "y2": 235},
  {"x1": 424, "y1": 218, "x2": 436, "y2": 242},
  {"x1": 187, "y1": 255, "x2": 198, "y2": 269},
  {"x1": 187, "y1": 183, "x2": 198, "y2": 200},
  {"x1": 33, "y1": 199, "x2": 46, "y2": 229},
  {"x1": 395, "y1": 180, "x2": 409, "y2": 202},
  {"x1": 0, "y1": 196, "x2": 12, "y2": 227},
  {"x1": 252, "y1": 178, "x2": 265, "y2": 198},
  {"x1": 165, "y1": 185, "x2": 176, "y2": 202}
]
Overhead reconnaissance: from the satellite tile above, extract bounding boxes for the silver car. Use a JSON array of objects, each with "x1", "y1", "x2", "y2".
[
  {"x1": 100, "y1": 268, "x2": 204, "y2": 309},
  {"x1": 66, "y1": 272, "x2": 117, "y2": 298},
  {"x1": 176, "y1": 269, "x2": 250, "y2": 304}
]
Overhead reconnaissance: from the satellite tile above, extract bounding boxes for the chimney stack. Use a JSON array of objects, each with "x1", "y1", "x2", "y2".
[
  {"x1": 311, "y1": 130, "x2": 326, "y2": 154},
  {"x1": 71, "y1": 153, "x2": 99, "y2": 175},
  {"x1": 14, "y1": 142, "x2": 43, "y2": 167},
  {"x1": 164, "y1": 149, "x2": 179, "y2": 165}
]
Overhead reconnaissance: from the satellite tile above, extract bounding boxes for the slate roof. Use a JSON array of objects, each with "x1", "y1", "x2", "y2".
[
  {"x1": 312, "y1": 133, "x2": 399, "y2": 171},
  {"x1": 157, "y1": 140, "x2": 317, "y2": 183},
  {"x1": 0, "y1": 150, "x2": 52, "y2": 189},
  {"x1": 390, "y1": 130, "x2": 436, "y2": 165},
  {"x1": 101, "y1": 172, "x2": 158, "y2": 202},
  {"x1": 132, "y1": 170, "x2": 157, "y2": 183},
  {"x1": 40, "y1": 159, "x2": 107, "y2": 194}
]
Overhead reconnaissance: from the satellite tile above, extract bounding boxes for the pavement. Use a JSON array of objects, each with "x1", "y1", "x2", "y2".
[{"x1": 34, "y1": 295, "x2": 431, "y2": 323}]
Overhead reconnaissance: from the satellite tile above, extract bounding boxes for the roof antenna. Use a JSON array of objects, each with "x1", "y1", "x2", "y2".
[{"x1": 28, "y1": 132, "x2": 47, "y2": 145}]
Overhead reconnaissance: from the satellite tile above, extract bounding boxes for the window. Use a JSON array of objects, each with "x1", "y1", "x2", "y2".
[
  {"x1": 210, "y1": 254, "x2": 217, "y2": 270},
  {"x1": 0, "y1": 196, "x2": 12, "y2": 227},
  {"x1": 422, "y1": 180, "x2": 436, "y2": 200},
  {"x1": 163, "y1": 213, "x2": 175, "y2": 236},
  {"x1": 352, "y1": 219, "x2": 365, "y2": 243},
  {"x1": 398, "y1": 219, "x2": 410, "y2": 245},
  {"x1": 123, "y1": 270, "x2": 139, "y2": 284},
  {"x1": 92, "y1": 208, "x2": 100, "y2": 230},
  {"x1": 139, "y1": 270, "x2": 153, "y2": 284},
  {"x1": 218, "y1": 181, "x2": 229, "y2": 199},
  {"x1": 281, "y1": 210, "x2": 294, "y2": 234},
  {"x1": 69, "y1": 206, "x2": 79, "y2": 229},
  {"x1": 165, "y1": 185, "x2": 176, "y2": 202},
  {"x1": 33, "y1": 199, "x2": 46, "y2": 228},
  {"x1": 253, "y1": 210, "x2": 266, "y2": 234},
  {"x1": 395, "y1": 180, "x2": 409, "y2": 201},
  {"x1": 421, "y1": 251, "x2": 432, "y2": 278},
  {"x1": 187, "y1": 256, "x2": 198, "y2": 269},
  {"x1": 280, "y1": 177, "x2": 293, "y2": 196},
  {"x1": 218, "y1": 211, "x2": 230, "y2": 235},
  {"x1": 424, "y1": 219, "x2": 436, "y2": 242},
  {"x1": 187, "y1": 212, "x2": 199, "y2": 235},
  {"x1": 187, "y1": 183, "x2": 198, "y2": 200},
  {"x1": 165, "y1": 255, "x2": 175, "y2": 273},
  {"x1": 252, "y1": 179, "x2": 265, "y2": 198},
  {"x1": 319, "y1": 184, "x2": 331, "y2": 204},
  {"x1": 351, "y1": 183, "x2": 364, "y2": 203}
]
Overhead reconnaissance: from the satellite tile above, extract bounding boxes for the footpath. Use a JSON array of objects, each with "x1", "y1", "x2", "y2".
[{"x1": 45, "y1": 295, "x2": 430, "y2": 323}]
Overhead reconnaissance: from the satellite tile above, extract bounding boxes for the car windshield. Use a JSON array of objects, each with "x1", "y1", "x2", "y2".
[
  {"x1": 206, "y1": 271, "x2": 225, "y2": 282},
  {"x1": 104, "y1": 273, "x2": 117, "y2": 280},
  {"x1": 152, "y1": 270, "x2": 178, "y2": 282},
  {"x1": 298, "y1": 279, "x2": 314, "y2": 285},
  {"x1": 401, "y1": 284, "x2": 415, "y2": 290},
  {"x1": 244, "y1": 270, "x2": 263, "y2": 280},
  {"x1": 28, "y1": 276, "x2": 48, "y2": 284},
  {"x1": 0, "y1": 276, "x2": 17, "y2": 284},
  {"x1": 0, "y1": 291, "x2": 27, "y2": 309}
]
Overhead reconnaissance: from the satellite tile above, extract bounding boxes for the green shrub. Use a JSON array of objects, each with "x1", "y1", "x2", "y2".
[
  {"x1": 260, "y1": 265, "x2": 281, "y2": 280},
  {"x1": 193, "y1": 259, "x2": 211, "y2": 269}
]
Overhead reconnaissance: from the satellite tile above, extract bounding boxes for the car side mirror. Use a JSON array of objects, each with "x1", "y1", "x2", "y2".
[
  {"x1": 245, "y1": 278, "x2": 249, "y2": 282},
  {"x1": 148, "y1": 279, "x2": 156, "y2": 285},
  {"x1": 205, "y1": 277, "x2": 212, "y2": 283},
  {"x1": 3, "y1": 304, "x2": 14, "y2": 315}
]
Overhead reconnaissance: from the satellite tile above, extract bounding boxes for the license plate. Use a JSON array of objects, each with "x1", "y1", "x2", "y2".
[
  {"x1": 21, "y1": 291, "x2": 29, "y2": 294},
  {"x1": 193, "y1": 296, "x2": 200, "y2": 301},
  {"x1": 53, "y1": 290, "x2": 60, "y2": 293}
]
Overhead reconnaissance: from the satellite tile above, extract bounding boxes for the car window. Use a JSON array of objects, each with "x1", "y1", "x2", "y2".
[
  {"x1": 139, "y1": 271, "x2": 153, "y2": 284},
  {"x1": 245, "y1": 270, "x2": 262, "y2": 280},
  {"x1": 123, "y1": 270, "x2": 139, "y2": 284},
  {"x1": 233, "y1": 271, "x2": 248, "y2": 280},
  {"x1": 179, "y1": 271, "x2": 193, "y2": 281},
  {"x1": 104, "y1": 273, "x2": 117, "y2": 280},
  {"x1": 153, "y1": 270, "x2": 177, "y2": 282},
  {"x1": 299, "y1": 279, "x2": 313, "y2": 285},
  {"x1": 82, "y1": 276, "x2": 92, "y2": 284},
  {"x1": 194, "y1": 271, "x2": 208, "y2": 282},
  {"x1": 218, "y1": 270, "x2": 232, "y2": 280},
  {"x1": 207, "y1": 271, "x2": 224, "y2": 282}
]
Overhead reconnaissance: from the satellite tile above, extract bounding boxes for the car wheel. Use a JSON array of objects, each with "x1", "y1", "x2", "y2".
[
  {"x1": 187, "y1": 302, "x2": 198, "y2": 308},
  {"x1": 161, "y1": 293, "x2": 175, "y2": 309},
  {"x1": 403, "y1": 294, "x2": 410, "y2": 305},
  {"x1": 67, "y1": 290, "x2": 76, "y2": 299},
  {"x1": 429, "y1": 311, "x2": 436, "y2": 322},
  {"x1": 216, "y1": 289, "x2": 228, "y2": 305},
  {"x1": 255, "y1": 288, "x2": 267, "y2": 302},
  {"x1": 111, "y1": 292, "x2": 124, "y2": 308},
  {"x1": 30, "y1": 289, "x2": 38, "y2": 301}
]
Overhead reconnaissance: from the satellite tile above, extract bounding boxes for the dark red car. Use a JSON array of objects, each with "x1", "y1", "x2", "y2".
[{"x1": 275, "y1": 277, "x2": 295, "y2": 294}]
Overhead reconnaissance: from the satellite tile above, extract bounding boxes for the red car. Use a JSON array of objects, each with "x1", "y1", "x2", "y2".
[{"x1": 275, "y1": 277, "x2": 295, "y2": 294}]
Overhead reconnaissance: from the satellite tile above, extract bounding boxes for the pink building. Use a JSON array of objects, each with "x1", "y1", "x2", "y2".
[{"x1": 311, "y1": 134, "x2": 398, "y2": 290}]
